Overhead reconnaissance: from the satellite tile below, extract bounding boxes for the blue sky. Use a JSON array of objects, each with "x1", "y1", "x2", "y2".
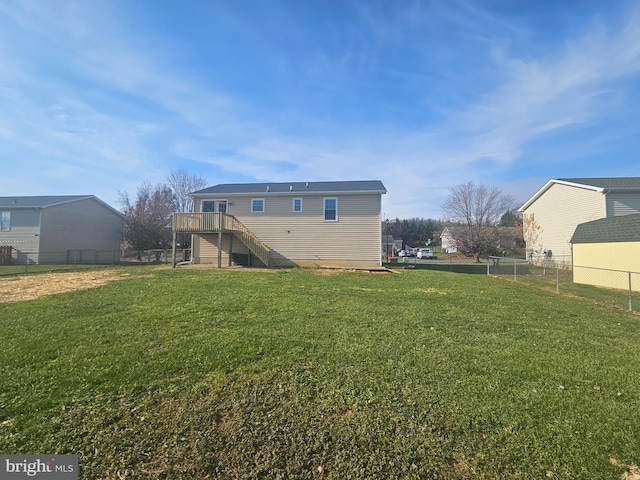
[{"x1": 1, "y1": 0, "x2": 640, "y2": 218}]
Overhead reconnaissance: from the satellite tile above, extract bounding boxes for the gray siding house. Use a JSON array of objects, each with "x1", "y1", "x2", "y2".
[
  {"x1": 519, "y1": 177, "x2": 640, "y2": 261},
  {"x1": 173, "y1": 180, "x2": 387, "y2": 268},
  {"x1": 0, "y1": 196, "x2": 125, "y2": 264}
]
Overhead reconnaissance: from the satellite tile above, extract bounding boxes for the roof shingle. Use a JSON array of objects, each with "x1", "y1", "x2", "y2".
[
  {"x1": 0, "y1": 195, "x2": 93, "y2": 208},
  {"x1": 571, "y1": 214, "x2": 640, "y2": 244},
  {"x1": 558, "y1": 177, "x2": 640, "y2": 190},
  {"x1": 192, "y1": 180, "x2": 387, "y2": 195}
]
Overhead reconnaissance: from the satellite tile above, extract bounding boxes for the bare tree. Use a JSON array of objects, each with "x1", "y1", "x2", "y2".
[
  {"x1": 166, "y1": 169, "x2": 209, "y2": 258},
  {"x1": 120, "y1": 183, "x2": 177, "y2": 260},
  {"x1": 442, "y1": 181, "x2": 515, "y2": 262},
  {"x1": 166, "y1": 168, "x2": 208, "y2": 213}
]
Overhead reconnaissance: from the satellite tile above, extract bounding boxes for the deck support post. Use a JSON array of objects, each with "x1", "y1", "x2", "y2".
[
  {"x1": 229, "y1": 235, "x2": 233, "y2": 266},
  {"x1": 217, "y1": 230, "x2": 223, "y2": 268},
  {"x1": 171, "y1": 231, "x2": 177, "y2": 268}
]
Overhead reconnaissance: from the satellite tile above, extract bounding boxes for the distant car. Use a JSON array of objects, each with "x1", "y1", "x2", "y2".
[
  {"x1": 398, "y1": 250, "x2": 407, "y2": 257},
  {"x1": 417, "y1": 248, "x2": 435, "y2": 259}
]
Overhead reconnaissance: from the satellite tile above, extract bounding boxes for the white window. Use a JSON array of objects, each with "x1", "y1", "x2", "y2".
[
  {"x1": 292, "y1": 198, "x2": 303, "y2": 213},
  {"x1": 251, "y1": 198, "x2": 265, "y2": 213},
  {"x1": 323, "y1": 198, "x2": 338, "y2": 221},
  {"x1": 0, "y1": 212, "x2": 9, "y2": 231}
]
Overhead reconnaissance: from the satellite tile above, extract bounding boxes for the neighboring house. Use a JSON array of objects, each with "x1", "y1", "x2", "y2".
[
  {"x1": 440, "y1": 225, "x2": 519, "y2": 254},
  {"x1": 382, "y1": 235, "x2": 395, "y2": 256},
  {"x1": 0, "y1": 196, "x2": 125, "y2": 264},
  {"x1": 519, "y1": 177, "x2": 640, "y2": 261},
  {"x1": 173, "y1": 180, "x2": 387, "y2": 268},
  {"x1": 571, "y1": 214, "x2": 640, "y2": 291},
  {"x1": 440, "y1": 226, "x2": 459, "y2": 253}
]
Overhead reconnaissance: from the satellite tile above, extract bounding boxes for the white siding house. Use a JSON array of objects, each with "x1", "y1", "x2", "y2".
[
  {"x1": 175, "y1": 180, "x2": 387, "y2": 268},
  {"x1": 0, "y1": 196, "x2": 125, "y2": 264},
  {"x1": 519, "y1": 178, "x2": 640, "y2": 262}
]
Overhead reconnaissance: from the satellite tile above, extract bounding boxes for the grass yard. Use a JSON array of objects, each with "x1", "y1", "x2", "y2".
[{"x1": 1, "y1": 267, "x2": 639, "y2": 479}]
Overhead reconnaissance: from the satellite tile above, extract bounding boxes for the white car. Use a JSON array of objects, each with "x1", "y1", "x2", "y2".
[
  {"x1": 417, "y1": 248, "x2": 435, "y2": 259},
  {"x1": 397, "y1": 250, "x2": 407, "y2": 257}
]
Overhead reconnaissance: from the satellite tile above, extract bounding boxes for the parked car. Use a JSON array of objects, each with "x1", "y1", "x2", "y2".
[
  {"x1": 417, "y1": 248, "x2": 436, "y2": 259},
  {"x1": 397, "y1": 250, "x2": 407, "y2": 257}
]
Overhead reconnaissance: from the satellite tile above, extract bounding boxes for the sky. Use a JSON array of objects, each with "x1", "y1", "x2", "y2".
[{"x1": 1, "y1": 0, "x2": 640, "y2": 219}]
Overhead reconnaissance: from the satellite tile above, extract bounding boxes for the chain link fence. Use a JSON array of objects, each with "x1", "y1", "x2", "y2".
[
  {"x1": 0, "y1": 249, "x2": 191, "y2": 275},
  {"x1": 488, "y1": 256, "x2": 640, "y2": 312}
]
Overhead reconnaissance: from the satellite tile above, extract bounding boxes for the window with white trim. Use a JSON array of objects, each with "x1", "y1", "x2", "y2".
[
  {"x1": 0, "y1": 212, "x2": 9, "y2": 231},
  {"x1": 251, "y1": 198, "x2": 265, "y2": 213},
  {"x1": 292, "y1": 198, "x2": 303, "y2": 213},
  {"x1": 323, "y1": 198, "x2": 338, "y2": 221},
  {"x1": 201, "y1": 200, "x2": 227, "y2": 213}
]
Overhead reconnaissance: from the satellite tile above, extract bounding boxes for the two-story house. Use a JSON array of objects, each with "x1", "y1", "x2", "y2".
[
  {"x1": 519, "y1": 177, "x2": 640, "y2": 262},
  {"x1": 0, "y1": 195, "x2": 124, "y2": 264}
]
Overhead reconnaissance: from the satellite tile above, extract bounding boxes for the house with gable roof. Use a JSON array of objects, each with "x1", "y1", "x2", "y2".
[
  {"x1": 0, "y1": 195, "x2": 124, "y2": 264},
  {"x1": 172, "y1": 180, "x2": 387, "y2": 268},
  {"x1": 518, "y1": 177, "x2": 640, "y2": 261}
]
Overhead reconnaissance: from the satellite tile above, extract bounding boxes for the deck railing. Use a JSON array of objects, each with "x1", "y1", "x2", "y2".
[
  {"x1": 172, "y1": 212, "x2": 235, "y2": 233},
  {"x1": 172, "y1": 212, "x2": 270, "y2": 267}
]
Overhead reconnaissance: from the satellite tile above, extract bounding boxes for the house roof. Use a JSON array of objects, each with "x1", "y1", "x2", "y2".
[
  {"x1": 571, "y1": 213, "x2": 640, "y2": 244},
  {"x1": 191, "y1": 180, "x2": 387, "y2": 196},
  {"x1": 0, "y1": 195, "x2": 124, "y2": 217},
  {"x1": 557, "y1": 177, "x2": 640, "y2": 190},
  {"x1": 519, "y1": 177, "x2": 640, "y2": 212}
]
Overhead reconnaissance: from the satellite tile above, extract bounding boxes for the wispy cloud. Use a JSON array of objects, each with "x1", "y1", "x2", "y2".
[{"x1": 0, "y1": 1, "x2": 639, "y2": 218}]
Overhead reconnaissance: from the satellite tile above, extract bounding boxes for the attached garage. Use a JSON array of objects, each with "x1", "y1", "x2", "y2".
[{"x1": 571, "y1": 214, "x2": 640, "y2": 291}]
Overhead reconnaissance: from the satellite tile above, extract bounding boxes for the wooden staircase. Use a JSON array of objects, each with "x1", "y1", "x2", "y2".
[
  {"x1": 231, "y1": 217, "x2": 271, "y2": 267},
  {"x1": 172, "y1": 212, "x2": 271, "y2": 267}
]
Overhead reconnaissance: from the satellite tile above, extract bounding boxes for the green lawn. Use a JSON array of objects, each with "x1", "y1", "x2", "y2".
[{"x1": 1, "y1": 267, "x2": 639, "y2": 479}]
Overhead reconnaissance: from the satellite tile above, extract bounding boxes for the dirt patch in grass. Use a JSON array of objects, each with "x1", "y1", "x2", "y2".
[
  {"x1": 610, "y1": 458, "x2": 640, "y2": 480},
  {"x1": 0, "y1": 270, "x2": 151, "y2": 303}
]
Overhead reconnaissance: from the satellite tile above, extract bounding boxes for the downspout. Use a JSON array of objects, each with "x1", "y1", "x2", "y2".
[
  {"x1": 36, "y1": 207, "x2": 43, "y2": 264},
  {"x1": 602, "y1": 189, "x2": 610, "y2": 218}
]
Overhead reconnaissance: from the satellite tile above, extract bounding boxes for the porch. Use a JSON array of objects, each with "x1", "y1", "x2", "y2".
[{"x1": 171, "y1": 212, "x2": 271, "y2": 268}]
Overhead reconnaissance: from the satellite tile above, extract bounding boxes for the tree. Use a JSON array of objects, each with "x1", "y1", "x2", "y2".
[
  {"x1": 166, "y1": 168, "x2": 208, "y2": 213},
  {"x1": 499, "y1": 209, "x2": 521, "y2": 227},
  {"x1": 166, "y1": 169, "x2": 209, "y2": 257},
  {"x1": 442, "y1": 181, "x2": 515, "y2": 262},
  {"x1": 522, "y1": 213, "x2": 543, "y2": 263},
  {"x1": 120, "y1": 183, "x2": 177, "y2": 260}
]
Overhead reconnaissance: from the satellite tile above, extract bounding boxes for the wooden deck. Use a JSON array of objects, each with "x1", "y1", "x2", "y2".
[{"x1": 171, "y1": 212, "x2": 271, "y2": 268}]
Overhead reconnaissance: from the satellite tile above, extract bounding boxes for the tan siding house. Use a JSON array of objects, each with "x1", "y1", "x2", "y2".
[
  {"x1": 519, "y1": 178, "x2": 640, "y2": 262},
  {"x1": 0, "y1": 196, "x2": 124, "y2": 264},
  {"x1": 182, "y1": 180, "x2": 387, "y2": 268}
]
